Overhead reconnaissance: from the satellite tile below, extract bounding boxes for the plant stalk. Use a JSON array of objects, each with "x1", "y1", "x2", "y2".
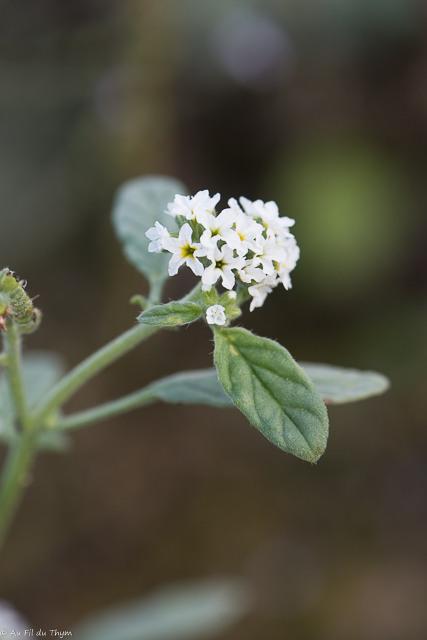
[
  {"x1": 0, "y1": 433, "x2": 36, "y2": 550},
  {"x1": 3, "y1": 319, "x2": 31, "y2": 431},
  {"x1": 54, "y1": 386, "x2": 159, "y2": 431}
]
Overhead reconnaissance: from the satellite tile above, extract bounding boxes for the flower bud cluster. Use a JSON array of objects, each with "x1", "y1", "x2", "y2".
[{"x1": 146, "y1": 190, "x2": 300, "y2": 316}]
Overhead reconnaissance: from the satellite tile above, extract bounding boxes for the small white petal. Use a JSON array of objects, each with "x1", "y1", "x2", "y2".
[
  {"x1": 146, "y1": 221, "x2": 170, "y2": 253},
  {"x1": 168, "y1": 254, "x2": 185, "y2": 276},
  {"x1": 248, "y1": 274, "x2": 278, "y2": 311},
  {"x1": 187, "y1": 256, "x2": 205, "y2": 276},
  {"x1": 220, "y1": 266, "x2": 236, "y2": 290}
]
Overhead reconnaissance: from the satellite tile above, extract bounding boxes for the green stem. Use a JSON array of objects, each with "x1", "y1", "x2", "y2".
[
  {"x1": 33, "y1": 323, "x2": 159, "y2": 427},
  {"x1": 33, "y1": 283, "x2": 205, "y2": 428},
  {"x1": 3, "y1": 320, "x2": 31, "y2": 431},
  {"x1": 0, "y1": 433, "x2": 36, "y2": 550},
  {"x1": 0, "y1": 281, "x2": 201, "y2": 550},
  {"x1": 54, "y1": 386, "x2": 158, "y2": 431}
]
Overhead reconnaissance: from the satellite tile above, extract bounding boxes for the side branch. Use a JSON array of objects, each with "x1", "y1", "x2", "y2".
[{"x1": 53, "y1": 386, "x2": 159, "y2": 431}]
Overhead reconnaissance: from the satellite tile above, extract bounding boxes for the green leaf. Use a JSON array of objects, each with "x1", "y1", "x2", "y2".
[
  {"x1": 214, "y1": 328, "x2": 329, "y2": 462},
  {"x1": 112, "y1": 176, "x2": 188, "y2": 294},
  {"x1": 147, "y1": 369, "x2": 233, "y2": 406},
  {"x1": 299, "y1": 362, "x2": 390, "y2": 404},
  {"x1": 138, "y1": 301, "x2": 202, "y2": 327},
  {"x1": 0, "y1": 350, "x2": 71, "y2": 451},
  {"x1": 73, "y1": 578, "x2": 251, "y2": 640}
]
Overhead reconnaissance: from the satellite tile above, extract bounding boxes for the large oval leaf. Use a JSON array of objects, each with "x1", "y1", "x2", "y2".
[
  {"x1": 112, "y1": 176, "x2": 188, "y2": 293},
  {"x1": 214, "y1": 328, "x2": 329, "y2": 462},
  {"x1": 300, "y1": 362, "x2": 390, "y2": 404}
]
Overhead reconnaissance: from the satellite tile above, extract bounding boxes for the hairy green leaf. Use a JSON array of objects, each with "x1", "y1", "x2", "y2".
[
  {"x1": 73, "y1": 578, "x2": 251, "y2": 640},
  {"x1": 147, "y1": 369, "x2": 233, "y2": 406},
  {"x1": 112, "y1": 176, "x2": 187, "y2": 294},
  {"x1": 138, "y1": 301, "x2": 202, "y2": 327},
  {"x1": 214, "y1": 328, "x2": 329, "y2": 462},
  {"x1": 300, "y1": 362, "x2": 390, "y2": 404}
]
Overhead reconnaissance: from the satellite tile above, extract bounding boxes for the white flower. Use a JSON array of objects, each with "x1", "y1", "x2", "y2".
[
  {"x1": 166, "y1": 190, "x2": 220, "y2": 224},
  {"x1": 162, "y1": 223, "x2": 204, "y2": 276},
  {"x1": 145, "y1": 221, "x2": 170, "y2": 253},
  {"x1": 201, "y1": 245, "x2": 245, "y2": 291},
  {"x1": 221, "y1": 211, "x2": 264, "y2": 257},
  {"x1": 225, "y1": 197, "x2": 244, "y2": 216},
  {"x1": 198, "y1": 209, "x2": 236, "y2": 251},
  {"x1": 240, "y1": 196, "x2": 278, "y2": 218},
  {"x1": 148, "y1": 188, "x2": 300, "y2": 312},
  {"x1": 275, "y1": 236, "x2": 300, "y2": 289},
  {"x1": 206, "y1": 304, "x2": 227, "y2": 325},
  {"x1": 238, "y1": 262, "x2": 266, "y2": 284},
  {"x1": 251, "y1": 229, "x2": 287, "y2": 275},
  {"x1": 248, "y1": 274, "x2": 278, "y2": 311},
  {"x1": 240, "y1": 196, "x2": 295, "y2": 236}
]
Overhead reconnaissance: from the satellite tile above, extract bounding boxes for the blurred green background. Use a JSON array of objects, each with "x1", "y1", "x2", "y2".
[{"x1": 1, "y1": 0, "x2": 427, "y2": 638}]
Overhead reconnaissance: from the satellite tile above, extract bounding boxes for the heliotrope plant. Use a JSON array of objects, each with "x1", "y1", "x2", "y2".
[{"x1": 0, "y1": 175, "x2": 389, "y2": 551}]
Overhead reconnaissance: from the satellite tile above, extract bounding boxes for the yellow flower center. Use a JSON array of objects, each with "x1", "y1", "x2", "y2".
[{"x1": 181, "y1": 244, "x2": 195, "y2": 259}]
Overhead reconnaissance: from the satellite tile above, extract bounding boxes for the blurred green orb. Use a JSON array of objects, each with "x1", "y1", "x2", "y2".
[{"x1": 268, "y1": 134, "x2": 409, "y2": 298}]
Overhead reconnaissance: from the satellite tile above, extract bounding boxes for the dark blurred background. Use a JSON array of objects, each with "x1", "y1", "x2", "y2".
[{"x1": 1, "y1": 0, "x2": 427, "y2": 638}]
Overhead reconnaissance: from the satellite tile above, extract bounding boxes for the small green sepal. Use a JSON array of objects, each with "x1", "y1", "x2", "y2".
[{"x1": 204, "y1": 288, "x2": 219, "y2": 306}]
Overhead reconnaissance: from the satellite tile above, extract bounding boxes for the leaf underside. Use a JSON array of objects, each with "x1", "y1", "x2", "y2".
[
  {"x1": 300, "y1": 362, "x2": 390, "y2": 404},
  {"x1": 147, "y1": 369, "x2": 233, "y2": 407},
  {"x1": 112, "y1": 176, "x2": 188, "y2": 291}
]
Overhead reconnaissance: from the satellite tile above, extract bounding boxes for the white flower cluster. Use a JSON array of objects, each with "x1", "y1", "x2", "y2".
[{"x1": 146, "y1": 190, "x2": 300, "y2": 316}]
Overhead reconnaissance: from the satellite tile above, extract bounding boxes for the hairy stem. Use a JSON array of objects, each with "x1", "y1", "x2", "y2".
[
  {"x1": 0, "y1": 353, "x2": 9, "y2": 367},
  {"x1": 0, "y1": 433, "x2": 36, "y2": 550},
  {"x1": 0, "y1": 283, "x2": 204, "y2": 548},
  {"x1": 33, "y1": 283, "x2": 205, "y2": 427},
  {"x1": 3, "y1": 320, "x2": 31, "y2": 431},
  {"x1": 33, "y1": 323, "x2": 159, "y2": 427},
  {"x1": 54, "y1": 386, "x2": 159, "y2": 431}
]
